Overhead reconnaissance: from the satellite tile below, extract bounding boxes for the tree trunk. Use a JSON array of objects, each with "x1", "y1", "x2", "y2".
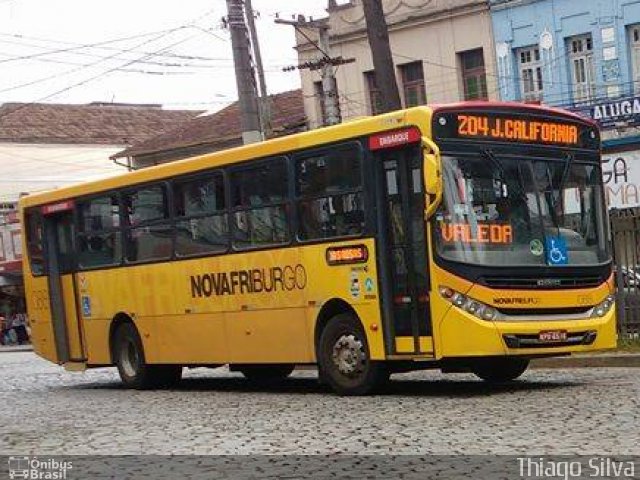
[{"x1": 362, "y1": 0, "x2": 402, "y2": 113}]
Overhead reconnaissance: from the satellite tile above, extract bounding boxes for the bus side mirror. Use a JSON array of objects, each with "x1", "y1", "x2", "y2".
[
  {"x1": 424, "y1": 153, "x2": 441, "y2": 195},
  {"x1": 423, "y1": 153, "x2": 442, "y2": 219}
]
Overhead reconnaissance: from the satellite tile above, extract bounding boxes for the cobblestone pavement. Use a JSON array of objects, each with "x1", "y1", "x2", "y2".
[{"x1": 1, "y1": 352, "x2": 638, "y2": 455}]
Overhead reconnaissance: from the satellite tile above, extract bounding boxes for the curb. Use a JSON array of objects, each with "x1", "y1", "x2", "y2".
[
  {"x1": 0, "y1": 345, "x2": 33, "y2": 353},
  {"x1": 531, "y1": 354, "x2": 640, "y2": 368},
  {"x1": 1, "y1": 348, "x2": 637, "y2": 367}
]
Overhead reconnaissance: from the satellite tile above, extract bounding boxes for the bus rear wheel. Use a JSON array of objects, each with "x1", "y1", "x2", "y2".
[
  {"x1": 318, "y1": 313, "x2": 388, "y2": 396},
  {"x1": 471, "y1": 357, "x2": 529, "y2": 382},
  {"x1": 112, "y1": 322, "x2": 182, "y2": 389},
  {"x1": 237, "y1": 364, "x2": 295, "y2": 382}
]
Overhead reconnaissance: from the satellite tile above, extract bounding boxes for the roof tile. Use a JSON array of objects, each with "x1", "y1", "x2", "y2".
[
  {"x1": 113, "y1": 89, "x2": 307, "y2": 159},
  {"x1": 0, "y1": 102, "x2": 202, "y2": 145}
]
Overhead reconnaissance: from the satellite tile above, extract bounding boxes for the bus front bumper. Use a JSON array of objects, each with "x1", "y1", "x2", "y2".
[{"x1": 437, "y1": 306, "x2": 617, "y2": 358}]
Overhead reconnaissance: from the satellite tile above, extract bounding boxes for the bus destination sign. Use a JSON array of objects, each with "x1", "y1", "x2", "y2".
[
  {"x1": 457, "y1": 114, "x2": 578, "y2": 145},
  {"x1": 434, "y1": 111, "x2": 598, "y2": 149}
]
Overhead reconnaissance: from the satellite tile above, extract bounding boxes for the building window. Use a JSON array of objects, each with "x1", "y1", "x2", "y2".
[
  {"x1": 630, "y1": 25, "x2": 640, "y2": 94},
  {"x1": 399, "y1": 62, "x2": 426, "y2": 107},
  {"x1": 567, "y1": 34, "x2": 595, "y2": 103},
  {"x1": 517, "y1": 46, "x2": 544, "y2": 101},
  {"x1": 459, "y1": 49, "x2": 488, "y2": 100},
  {"x1": 365, "y1": 71, "x2": 384, "y2": 115}
]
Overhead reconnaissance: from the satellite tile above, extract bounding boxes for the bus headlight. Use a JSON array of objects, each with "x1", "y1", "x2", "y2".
[
  {"x1": 591, "y1": 295, "x2": 615, "y2": 318},
  {"x1": 439, "y1": 286, "x2": 498, "y2": 321}
]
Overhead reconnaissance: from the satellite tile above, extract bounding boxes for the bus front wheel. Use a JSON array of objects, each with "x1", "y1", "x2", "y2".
[
  {"x1": 318, "y1": 313, "x2": 388, "y2": 396},
  {"x1": 471, "y1": 357, "x2": 529, "y2": 382},
  {"x1": 112, "y1": 322, "x2": 182, "y2": 389}
]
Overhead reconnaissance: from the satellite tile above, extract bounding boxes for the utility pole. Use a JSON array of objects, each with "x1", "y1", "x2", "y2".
[
  {"x1": 277, "y1": 16, "x2": 351, "y2": 126},
  {"x1": 245, "y1": 0, "x2": 271, "y2": 136},
  {"x1": 362, "y1": 0, "x2": 402, "y2": 113},
  {"x1": 318, "y1": 26, "x2": 341, "y2": 126},
  {"x1": 226, "y1": 0, "x2": 263, "y2": 144}
]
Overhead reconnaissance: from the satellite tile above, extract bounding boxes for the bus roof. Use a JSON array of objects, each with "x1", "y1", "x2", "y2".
[
  {"x1": 19, "y1": 106, "x2": 435, "y2": 208},
  {"x1": 430, "y1": 100, "x2": 596, "y2": 127},
  {"x1": 19, "y1": 101, "x2": 597, "y2": 209}
]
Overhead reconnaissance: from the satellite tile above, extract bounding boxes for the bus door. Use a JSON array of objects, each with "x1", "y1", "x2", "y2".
[
  {"x1": 42, "y1": 206, "x2": 85, "y2": 363},
  {"x1": 375, "y1": 145, "x2": 432, "y2": 356}
]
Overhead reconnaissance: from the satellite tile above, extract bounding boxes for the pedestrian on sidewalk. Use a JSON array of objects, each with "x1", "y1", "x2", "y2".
[
  {"x1": 12, "y1": 313, "x2": 30, "y2": 344},
  {"x1": 1, "y1": 314, "x2": 17, "y2": 346}
]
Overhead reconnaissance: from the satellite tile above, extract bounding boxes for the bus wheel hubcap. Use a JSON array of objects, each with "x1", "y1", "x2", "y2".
[
  {"x1": 121, "y1": 340, "x2": 139, "y2": 378},
  {"x1": 331, "y1": 334, "x2": 366, "y2": 376}
]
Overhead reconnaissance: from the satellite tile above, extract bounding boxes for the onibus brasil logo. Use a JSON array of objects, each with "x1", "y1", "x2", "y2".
[{"x1": 8, "y1": 457, "x2": 73, "y2": 479}]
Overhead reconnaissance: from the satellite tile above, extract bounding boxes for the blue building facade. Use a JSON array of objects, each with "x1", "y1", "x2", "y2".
[
  {"x1": 490, "y1": 0, "x2": 640, "y2": 107},
  {"x1": 490, "y1": 0, "x2": 640, "y2": 209}
]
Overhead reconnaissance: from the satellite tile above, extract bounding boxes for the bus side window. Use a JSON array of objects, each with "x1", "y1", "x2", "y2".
[
  {"x1": 77, "y1": 195, "x2": 122, "y2": 269},
  {"x1": 295, "y1": 143, "x2": 364, "y2": 241},
  {"x1": 173, "y1": 173, "x2": 229, "y2": 257},
  {"x1": 25, "y1": 210, "x2": 45, "y2": 276},
  {"x1": 230, "y1": 158, "x2": 290, "y2": 249},
  {"x1": 122, "y1": 185, "x2": 172, "y2": 263}
]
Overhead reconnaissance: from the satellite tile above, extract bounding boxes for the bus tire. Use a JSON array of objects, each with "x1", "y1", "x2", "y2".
[
  {"x1": 112, "y1": 322, "x2": 182, "y2": 389},
  {"x1": 471, "y1": 357, "x2": 529, "y2": 382},
  {"x1": 237, "y1": 364, "x2": 295, "y2": 382},
  {"x1": 318, "y1": 313, "x2": 388, "y2": 396}
]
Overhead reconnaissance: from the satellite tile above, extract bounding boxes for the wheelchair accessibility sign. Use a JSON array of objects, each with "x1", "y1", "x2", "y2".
[{"x1": 545, "y1": 236, "x2": 568, "y2": 265}]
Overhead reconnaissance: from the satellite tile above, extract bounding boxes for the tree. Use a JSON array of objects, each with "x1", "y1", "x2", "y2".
[{"x1": 362, "y1": 0, "x2": 402, "y2": 113}]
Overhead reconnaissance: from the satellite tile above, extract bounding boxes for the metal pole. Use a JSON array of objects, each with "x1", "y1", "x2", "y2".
[
  {"x1": 318, "y1": 26, "x2": 341, "y2": 125},
  {"x1": 226, "y1": 0, "x2": 263, "y2": 144},
  {"x1": 245, "y1": 0, "x2": 271, "y2": 135}
]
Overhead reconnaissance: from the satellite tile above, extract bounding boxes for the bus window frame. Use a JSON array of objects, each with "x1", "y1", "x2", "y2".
[
  {"x1": 429, "y1": 140, "x2": 612, "y2": 287},
  {"x1": 121, "y1": 181, "x2": 175, "y2": 265},
  {"x1": 25, "y1": 137, "x2": 377, "y2": 274},
  {"x1": 292, "y1": 141, "x2": 366, "y2": 244},
  {"x1": 24, "y1": 207, "x2": 46, "y2": 277},
  {"x1": 228, "y1": 155, "x2": 293, "y2": 252},
  {"x1": 172, "y1": 169, "x2": 230, "y2": 258},
  {"x1": 75, "y1": 192, "x2": 125, "y2": 271}
]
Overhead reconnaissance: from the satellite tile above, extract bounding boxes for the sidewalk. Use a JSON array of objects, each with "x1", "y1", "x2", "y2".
[
  {"x1": 0, "y1": 344, "x2": 33, "y2": 353},
  {"x1": 531, "y1": 352, "x2": 640, "y2": 368}
]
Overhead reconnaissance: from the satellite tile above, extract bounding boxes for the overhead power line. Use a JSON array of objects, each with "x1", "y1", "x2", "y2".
[
  {"x1": 0, "y1": 31, "x2": 199, "y2": 119},
  {"x1": 0, "y1": 7, "x2": 220, "y2": 65},
  {"x1": 0, "y1": 28, "x2": 190, "y2": 97},
  {"x1": 0, "y1": 31, "x2": 231, "y2": 62},
  {"x1": 0, "y1": 7, "x2": 224, "y2": 103}
]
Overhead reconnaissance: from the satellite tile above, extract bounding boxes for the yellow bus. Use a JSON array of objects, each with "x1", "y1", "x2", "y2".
[{"x1": 20, "y1": 102, "x2": 616, "y2": 395}]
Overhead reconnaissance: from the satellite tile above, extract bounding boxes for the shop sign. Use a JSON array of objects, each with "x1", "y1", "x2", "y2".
[{"x1": 603, "y1": 150, "x2": 640, "y2": 209}]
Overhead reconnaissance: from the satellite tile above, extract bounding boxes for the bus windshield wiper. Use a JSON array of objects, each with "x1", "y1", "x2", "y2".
[
  {"x1": 549, "y1": 152, "x2": 574, "y2": 234},
  {"x1": 481, "y1": 149, "x2": 527, "y2": 202},
  {"x1": 558, "y1": 152, "x2": 575, "y2": 199},
  {"x1": 481, "y1": 149, "x2": 502, "y2": 174}
]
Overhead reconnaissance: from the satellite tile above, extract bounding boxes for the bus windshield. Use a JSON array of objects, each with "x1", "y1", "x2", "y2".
[{"x1": 434, "y1": 153, "x2": 610, "y2": 267}]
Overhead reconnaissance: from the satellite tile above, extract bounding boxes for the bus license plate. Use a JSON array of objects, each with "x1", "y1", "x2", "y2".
[{"x1": 538, "y1": 330, "x2": 567, "y2": 342}]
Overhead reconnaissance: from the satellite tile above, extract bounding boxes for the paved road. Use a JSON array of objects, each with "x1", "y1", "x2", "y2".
[{"x1": 1, "y1": 352, "x2": 638, "y2": 455}]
